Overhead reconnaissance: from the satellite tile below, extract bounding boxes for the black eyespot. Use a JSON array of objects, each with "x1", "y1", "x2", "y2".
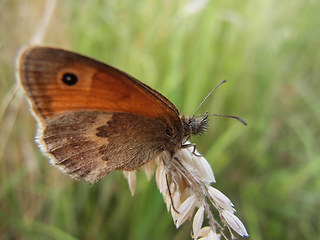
[{"x1": 62, "y1": 73, "x2": 78, "y2": 86}]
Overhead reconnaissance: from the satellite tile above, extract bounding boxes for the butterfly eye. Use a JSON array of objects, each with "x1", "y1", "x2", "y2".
[{"x1": 62, "y1": 73, "x2": 78, "y2": 86}]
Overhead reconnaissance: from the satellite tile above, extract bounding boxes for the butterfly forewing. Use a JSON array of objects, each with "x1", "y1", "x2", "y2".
[{"x1": 18, "y1": 46, "x2": 181, "y2": 129}]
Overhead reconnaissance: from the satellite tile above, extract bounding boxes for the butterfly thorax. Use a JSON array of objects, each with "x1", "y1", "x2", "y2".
[{"x1": 180, "y1": 114, "x2": 208, "y2": 137}]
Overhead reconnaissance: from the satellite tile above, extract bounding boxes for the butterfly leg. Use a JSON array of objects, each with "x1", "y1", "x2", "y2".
[
  {"x1": 181, "y1": 143, "x2": 202, "y2": 157},
  {"x1": 165, "y1": 155, "x2": 180, "y2": 214}
]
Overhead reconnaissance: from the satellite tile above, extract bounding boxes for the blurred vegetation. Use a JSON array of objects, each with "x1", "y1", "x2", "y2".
[{"x1": 1, "y1": 0, "x2": 320, "y2": 239}]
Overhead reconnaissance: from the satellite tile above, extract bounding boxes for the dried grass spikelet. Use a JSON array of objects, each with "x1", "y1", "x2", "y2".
[{"x1": 124, "y1": 142, "x2": 249, "y2": 239}]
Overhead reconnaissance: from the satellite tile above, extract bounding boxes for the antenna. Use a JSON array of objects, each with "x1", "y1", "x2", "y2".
[
  {"x1": 197, "y1": 113, "x2": 247, "y2": 126},
  {"x1": 193, "y1": 80, "x2": 226, "y2": 117},
  {"x1": 193, "y1": 80, "x2": 247, "y2": 126}
]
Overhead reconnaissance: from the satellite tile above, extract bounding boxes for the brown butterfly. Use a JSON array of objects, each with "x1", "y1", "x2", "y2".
[
  {"x1": 17, "y1": 46, "x2": 251, "y2": 239},
  {"x1": 17, "y1": 46, "x2": 214, "y2": 183}
]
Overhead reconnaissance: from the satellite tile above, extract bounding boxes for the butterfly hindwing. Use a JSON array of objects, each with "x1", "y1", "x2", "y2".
[{"x1": 39, "y1": 111, "x2": 170, "y2": 183}]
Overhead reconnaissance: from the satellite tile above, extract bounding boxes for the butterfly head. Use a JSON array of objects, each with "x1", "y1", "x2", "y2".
[{"x1": 181, "y1": 113, "x2": 209, "y2": 137}]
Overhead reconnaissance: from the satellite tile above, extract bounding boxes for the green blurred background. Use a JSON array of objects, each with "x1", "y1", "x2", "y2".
[{"x1": 1, "y1": 0, "x2": 319, "y2": 239}]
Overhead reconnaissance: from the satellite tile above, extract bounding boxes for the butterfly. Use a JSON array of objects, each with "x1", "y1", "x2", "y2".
[{"x1": 17, "y1": 46, "x2": 213, "y2": 183}]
